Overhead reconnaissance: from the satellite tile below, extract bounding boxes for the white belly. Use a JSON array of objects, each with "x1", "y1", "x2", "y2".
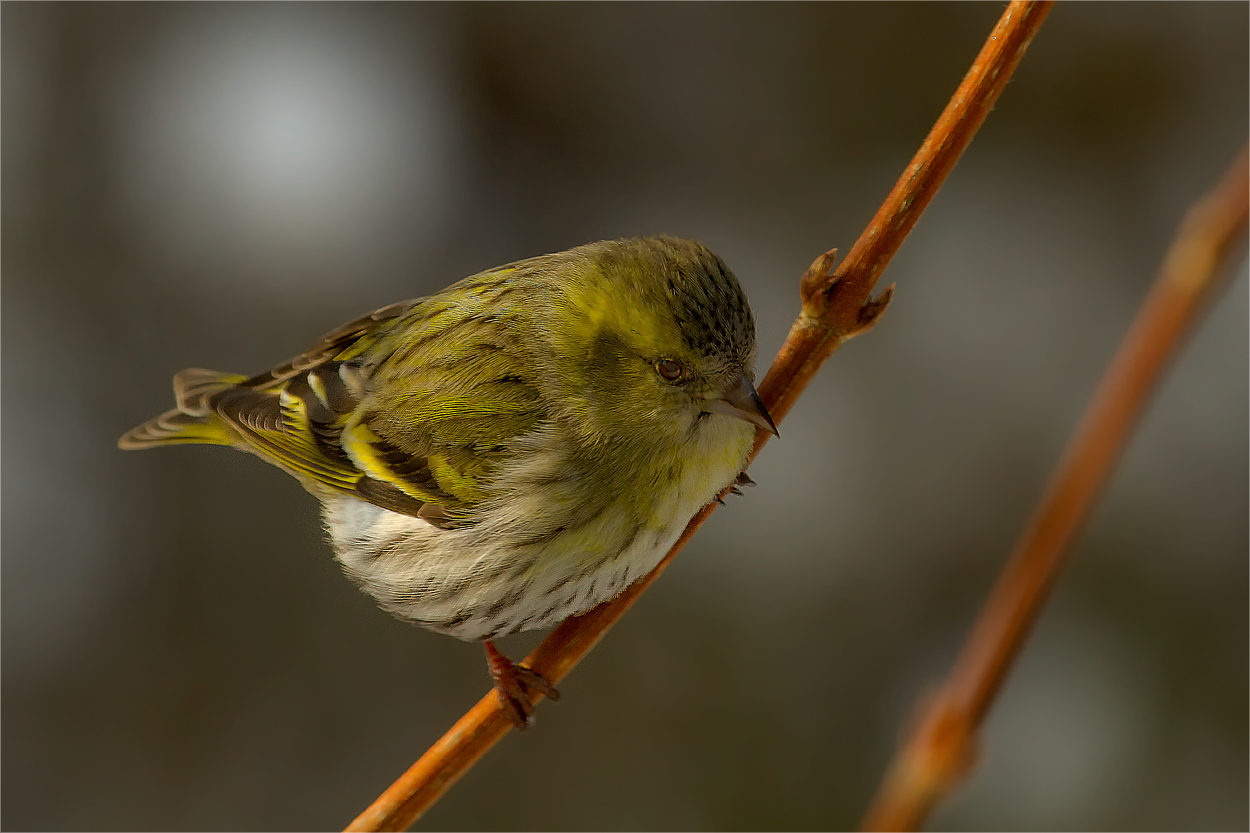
[{"x1": 322, "y1": 418, "x2": 753, "y2": 640}]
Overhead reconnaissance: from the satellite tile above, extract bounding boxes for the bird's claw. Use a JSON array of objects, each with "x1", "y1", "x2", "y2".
[{"x1": 484, "y1": 641, "x2": 560, "y2": 730}]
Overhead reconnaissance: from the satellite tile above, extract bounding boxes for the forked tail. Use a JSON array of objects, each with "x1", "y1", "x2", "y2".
[{"x1": 117, "y1": 368, "x2": 246, "y2": 449}]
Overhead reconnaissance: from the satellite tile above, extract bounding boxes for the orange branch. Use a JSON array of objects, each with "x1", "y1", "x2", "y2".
[
  {"x1": 763, "y1": 0, "x2": 1053, "y2": 427},
  {"x1": 345, "y1": 3, "x2": 1055, "y2": 830},
  {"x1": 860, "y1": 144, "x2": 1249, "y2": 832}
]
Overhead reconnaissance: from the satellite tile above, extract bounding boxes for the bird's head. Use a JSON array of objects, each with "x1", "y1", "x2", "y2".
[{"x1": 539, "y1": 236, "x2": 776, "y2": 449}]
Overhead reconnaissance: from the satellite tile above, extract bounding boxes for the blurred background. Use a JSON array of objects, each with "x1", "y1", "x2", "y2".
[{"x1": 3, "y1": 3, "x2": 1246, "y2": 830}]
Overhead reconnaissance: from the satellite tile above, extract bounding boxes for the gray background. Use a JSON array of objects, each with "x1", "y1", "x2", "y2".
[{"x1": 3, "y1": 2, "x2": 1246, "y2": 830}]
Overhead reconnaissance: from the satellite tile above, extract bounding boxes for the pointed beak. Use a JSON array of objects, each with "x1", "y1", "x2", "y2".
[{"x1": 703, "y1": 375, "x2": 779, "y2": 437}]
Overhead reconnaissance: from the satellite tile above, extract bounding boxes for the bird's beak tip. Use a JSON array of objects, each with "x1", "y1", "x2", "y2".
[{"x1": 705, "y1": 376, "x2": 779, "y2": 437}]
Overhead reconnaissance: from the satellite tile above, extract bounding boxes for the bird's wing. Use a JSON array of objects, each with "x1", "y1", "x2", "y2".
[{"x1": 207, "y1": 282, "x2": 545, "y2": 526}]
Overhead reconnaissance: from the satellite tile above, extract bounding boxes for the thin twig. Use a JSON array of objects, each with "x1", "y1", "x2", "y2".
[
  {"x1": 345, "y1": 3, "x2": 1054, "y2": 830},
  {"x1": 765, "y1": 0, "x2": 1053, "y2": 427},
  {"x1": 860, "y1": 144, "x2": 1249, "y2": 832}
]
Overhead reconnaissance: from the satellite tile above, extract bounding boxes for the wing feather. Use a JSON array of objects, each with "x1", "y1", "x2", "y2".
[{"x1": 127, "y1": 271, "x2": 549, "y2": 525}]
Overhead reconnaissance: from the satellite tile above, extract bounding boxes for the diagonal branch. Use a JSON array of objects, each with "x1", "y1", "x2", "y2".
[
  {"x1": 764, "y1": 0, "x2": 1053, "y2": 427},
  {"x1": 345, "y1": 3, "x2": 1054, "y2": 830},
  {"x1": 860, "y1": 143, "x2": 1249, "y2": 832}
]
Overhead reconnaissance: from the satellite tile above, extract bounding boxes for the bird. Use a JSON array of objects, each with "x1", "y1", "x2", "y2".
[{"x1": 119, "y1": 235, "x2": 776, "y2": 728}]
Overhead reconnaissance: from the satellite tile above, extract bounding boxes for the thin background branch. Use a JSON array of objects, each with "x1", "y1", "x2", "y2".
[
  {"x1": 860, "y1": 142, "x2": 1249, "y2": 832},
  {"x1": 346, "y1": 3, "x2": 1054, "y2": 830}
]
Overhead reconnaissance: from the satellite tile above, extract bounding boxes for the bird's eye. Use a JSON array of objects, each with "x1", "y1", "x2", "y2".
[{"x1": 655, "y1": 358, "x2": 685, "y2": 382}]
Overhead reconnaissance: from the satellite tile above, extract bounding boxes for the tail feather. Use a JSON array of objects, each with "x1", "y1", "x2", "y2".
[{"x1": 118, "y1": 369, "x2": 246, "y2": 450}]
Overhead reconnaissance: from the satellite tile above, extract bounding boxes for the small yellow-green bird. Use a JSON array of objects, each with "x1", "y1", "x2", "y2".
[{"x1": 119, "y1": 235, "x2": 776, "y2": 727}]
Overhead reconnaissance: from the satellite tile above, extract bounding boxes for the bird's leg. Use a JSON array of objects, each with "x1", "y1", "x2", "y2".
[{"x1": 483, "y1": 640, "x2": 561, "y2": 730}]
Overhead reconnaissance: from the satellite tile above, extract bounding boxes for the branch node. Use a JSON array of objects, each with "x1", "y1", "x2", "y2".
[
  {"x1": 799, "y1": 248, "x2": 840, "y2": 315},
  {"x1": 851, "y1": 284, "x2": 895, "y2": 338},
  {"x1": 916, "y1": 697, "x2": 980, "y2": 794}
]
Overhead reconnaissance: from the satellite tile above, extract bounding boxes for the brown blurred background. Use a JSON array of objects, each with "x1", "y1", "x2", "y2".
[{"x1": 3, "y1": 3, "x2": 1246, "y2": 830}]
